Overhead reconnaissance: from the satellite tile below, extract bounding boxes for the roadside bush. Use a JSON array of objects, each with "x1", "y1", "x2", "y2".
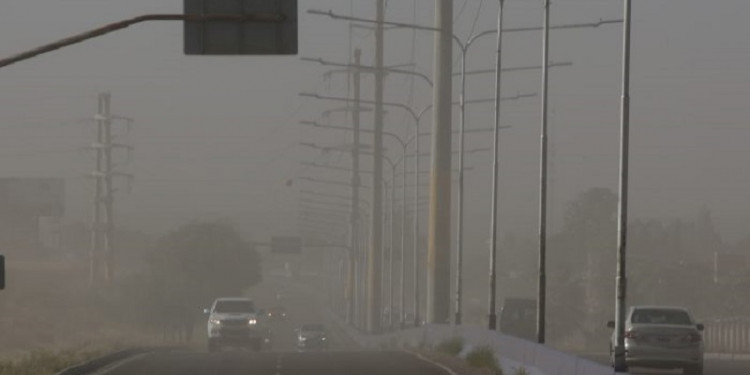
[
  {"x1": 435, "y1": 336, "x2": 464, "y2": 356},
  {"x1": 465, "y1": 345, "x2": 503, "y2": 375}
]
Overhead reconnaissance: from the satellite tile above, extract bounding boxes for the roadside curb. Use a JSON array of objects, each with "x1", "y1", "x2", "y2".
[{"x1": 54, "y1": 348, "x2": 153, "y2": 375}]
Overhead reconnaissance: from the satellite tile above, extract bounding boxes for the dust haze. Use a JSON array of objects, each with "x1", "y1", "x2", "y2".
[{"x1": 0, "y1": 0, "x2": 748, "y2": 358}]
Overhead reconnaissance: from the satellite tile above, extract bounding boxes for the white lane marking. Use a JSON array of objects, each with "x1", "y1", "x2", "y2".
[
  {"x1": 91, "y1": 352, "x2": 154, "y2": 375},
  {"x1": 408, "y1": 351, "x2": 460, "y2": 375}
]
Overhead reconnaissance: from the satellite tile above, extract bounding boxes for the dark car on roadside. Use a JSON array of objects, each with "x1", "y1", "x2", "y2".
[
  {"x1": 267, "y1": 306, "x2": 287, "y2": 321},
  {"x1": 499, "y1": 297, "x2": 537, "y2": 341}
]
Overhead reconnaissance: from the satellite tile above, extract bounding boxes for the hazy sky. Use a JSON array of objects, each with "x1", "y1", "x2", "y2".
[{"x1": 0, "y1": 0, "x2": 748, "y2": 246}]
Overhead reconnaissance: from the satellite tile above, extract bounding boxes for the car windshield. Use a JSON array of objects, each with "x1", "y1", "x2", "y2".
[
  {"x1": 214, "y1": 300, "x2": 255, "y2": 314},
  {"x1": 301, "y1": 324, "x2": 325, "y2": 332},
  {"x1": 631, "y1": 309, "x2": 693, "y2": 325}
]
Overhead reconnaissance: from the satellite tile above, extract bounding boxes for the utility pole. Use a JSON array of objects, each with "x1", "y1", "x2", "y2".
[
  {"x1": 537, "y1": 0, "x2": 550, "y2": 344},
  {"x1": 613, "y1": 0, "x2": 632, "y2": 372},
  {"x1": 366, "y1": 0, "x2": 385, "y2": 334},
  {"x1": 347, "y1": 48, "x2": 362, "y2": 326},
  {"x1": 488, "y1": 0, "x2": 505, "y2": 331},
  {"x1": 427, "y1": 0, "x2": 453, "y2": 325}
]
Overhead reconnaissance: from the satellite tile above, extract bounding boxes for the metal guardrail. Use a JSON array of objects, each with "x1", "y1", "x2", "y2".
[{"x1": 704, "y1": 318, "x2": 750, "y2": 354}]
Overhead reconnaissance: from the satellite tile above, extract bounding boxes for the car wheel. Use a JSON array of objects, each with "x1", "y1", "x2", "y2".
[{"x1": 684, "y1": 364, "x2": 703, "y2": 375}]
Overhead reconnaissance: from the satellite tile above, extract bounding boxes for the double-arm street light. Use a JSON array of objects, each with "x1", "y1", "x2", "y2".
[
  {"x1": 308, "y1": 5, "x2": 623, "y2": 329},
  {"x1": 300, "y1": 92, "x2": 430, "y2": 327}
]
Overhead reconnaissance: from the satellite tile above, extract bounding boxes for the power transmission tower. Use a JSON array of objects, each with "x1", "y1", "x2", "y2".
[{"x1": 89, "y1": 93, "x2": 133, "y2": 286}]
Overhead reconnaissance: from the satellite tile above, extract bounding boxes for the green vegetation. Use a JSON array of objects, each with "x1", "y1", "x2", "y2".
[
  {"x1": 434, "y1": 336, "x2": 464, "y2": 356},
  {"x1": 0, "y1": 347, "x2": 107, "y2": 375},
  {"x1": 465, "y1": 346, "x2": 503, "y2": 375}
]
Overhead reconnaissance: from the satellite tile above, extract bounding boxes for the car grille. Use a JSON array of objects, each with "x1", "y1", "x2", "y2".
[{"x1": 221, "y1": 319, "x2": 248, "y2": 327}]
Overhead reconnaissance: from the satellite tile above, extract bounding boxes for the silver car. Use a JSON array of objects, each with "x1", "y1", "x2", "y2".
[{"x1": 608, "y1": 306, "x2": 704, "y2": 375}]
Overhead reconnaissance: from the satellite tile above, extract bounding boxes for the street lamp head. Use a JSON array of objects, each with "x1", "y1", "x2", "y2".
[{"x1": 300, "y1": 56, "x2": 325, "y2": 65}]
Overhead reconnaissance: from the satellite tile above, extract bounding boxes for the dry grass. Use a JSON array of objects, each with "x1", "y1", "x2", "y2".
[
  {"x1": 0, "y1": 259, "x2": 157, "y2": 356},
  {"x1": 0, "y1": 345, "x2": 112, "y2": 375}
]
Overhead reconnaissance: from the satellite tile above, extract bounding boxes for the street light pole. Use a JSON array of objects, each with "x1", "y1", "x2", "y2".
[
  {"x1": 614, "y1": 0, "x2": 632, "y2": 371},
  {"x1": 400, "y1": 148, "x2": 408, "y2": 327},
  {"x1": 389, "y1": 162, "x2": 397, "y2": 329},
  {"x1": 537, "y1": 0, "x2": 550, "y2": 345},
  {"x1": 454, "y1": 42, "x2": 467, "y2": 326},
  {"x1": 488, "y1": 0, "x2": 505, "y2": 331},
  {"x1": 347, "y1": 48, "x2": 362, "y2": 327}
]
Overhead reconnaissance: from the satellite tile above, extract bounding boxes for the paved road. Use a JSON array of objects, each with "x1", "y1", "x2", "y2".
[
  {"x1": 586, "y1": 353, "x2": 750, "y2": 375},
  {"x1": 100, "y1": 351, "x2": 452, "y2": 375},
  {"x1": 101, "y1": 274, "x2": 455, "y2": 375}
]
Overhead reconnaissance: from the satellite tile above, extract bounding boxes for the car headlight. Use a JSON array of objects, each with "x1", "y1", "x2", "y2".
[
  {"x1": 209, "y1": 319, "x2": 222, "y2": 325},
  {"x1": 321, "y1": 337, "x2": 326, "y2": 341},
  {"x1": 298, "y1": 336, "x2": 307, "y2": 341},
  {"x1": 248, "y1": 319, "x2": 257, "y2": 325}
]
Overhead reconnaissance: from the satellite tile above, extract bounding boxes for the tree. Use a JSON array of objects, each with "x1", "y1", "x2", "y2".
[
  {"x1": 151, "y1": 220, "x2": 262, "y2": 305},
  {"x1": 547, "y1": 188, "x2": 617, "y2": 348},
  {"x1": 119, "y1": 221, "x2": 262, "y2": 338}
]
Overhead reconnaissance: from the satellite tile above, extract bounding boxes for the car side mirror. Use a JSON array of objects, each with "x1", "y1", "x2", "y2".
[
  {"x1": 203, "y1": 308, "x2": 211, "y2": 315},
  {"x1": 696, "y1": 323, "x2": 704, "y2": 331},
  {"x1": 0, "y1": 255, "x2": 5, "y2": 290},
  {"x1": 607, "y1": 320, "x2": 615, "y2": 329}
]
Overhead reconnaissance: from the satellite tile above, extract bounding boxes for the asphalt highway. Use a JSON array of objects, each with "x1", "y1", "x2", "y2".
[{"x1": 97, "y1": 350, "x2": 453, "y2": 375}]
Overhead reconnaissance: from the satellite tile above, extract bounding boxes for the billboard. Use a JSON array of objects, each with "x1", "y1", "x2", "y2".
[
  {"x1": 0, "y1": 178, "x2": 64, "y2": 217},
  {"x1": 271, "y1": 236, "x2": 302, "y2": 254}
]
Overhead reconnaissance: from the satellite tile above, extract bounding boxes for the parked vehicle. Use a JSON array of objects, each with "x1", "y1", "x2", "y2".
[
  {"x1": 608, "y1": 305, "x2": 704, "y2": 375},
  {"x1": 499, "y1": 298, "x2": 536, "y2": 341},
  {"x1": 205, "y1": 297, "x2": 269, "y2": 352}
]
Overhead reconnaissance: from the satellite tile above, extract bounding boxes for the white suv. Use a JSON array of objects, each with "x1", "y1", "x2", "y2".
[{"x1": 205, "y1": 297, "x2": 267, "y2": 352}]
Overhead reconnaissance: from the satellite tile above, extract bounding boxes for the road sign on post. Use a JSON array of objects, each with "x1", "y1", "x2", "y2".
[
  {"x1": 271, "y1": 236, "x2": 302, "y2": 254},
  {"x1": 184, "y1": 0, "x2": 298, "y2": 55}
]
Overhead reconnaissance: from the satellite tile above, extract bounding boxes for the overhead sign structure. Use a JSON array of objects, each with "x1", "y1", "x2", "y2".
[
  {"x1": 271, "y1": 236, "x2": 302, "y2": 254},
  {"x1": 184, "y1": 0, "x2": 298, "y2": 55}
]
